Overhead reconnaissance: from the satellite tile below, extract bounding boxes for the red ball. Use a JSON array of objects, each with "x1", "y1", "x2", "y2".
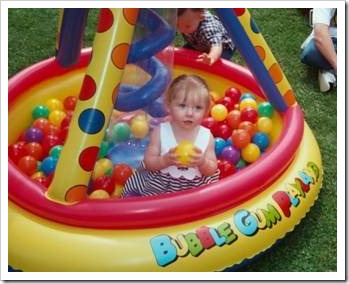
[
  {"x1": 240, "y1": 107, "x2": 258, "y2": 124},
  {"x1": 17, "y1": 155, "x2": 38, "y2": 176},
  {"x1": 32, "y1": 118, "x2": 51, "y2": 134},
  {"x1": 201, "y1": 117, "x2": 218, "y2": 130},
  {"x1": 225, "y1": 87, "x2": 241, "y2": 105},
  {"x1": 216, "y1": 96, "x2": 235, "y2": 112},
  {"x1": 63, "y1": 96, "x2": 77, "y2": 111},
  {"x1": 113, "y1": 164, "x2": 133, "y2": 185},
  {"x1": 217, "y1": 159, "x2": 236, "y2": 179},
  {"x1": 24, "y1": 142, "x2": 44, "y2": 161},
  {"x1": 92, "y1": 175, "x2": 115, "y2": 195},
  {"x1": 41, "y1": 134, "x2": 62, "y2": 156},
  {"x1": 8, "y1": 141, "x2": 27, "y2": 163},
  {"x1": 211, "y1": 123, "x2": 232, "y2": 140}
]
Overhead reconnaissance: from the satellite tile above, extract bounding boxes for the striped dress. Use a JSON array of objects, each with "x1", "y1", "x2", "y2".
[{"x1": 121, "y1": 122, "x2": 219, "y2": 197}]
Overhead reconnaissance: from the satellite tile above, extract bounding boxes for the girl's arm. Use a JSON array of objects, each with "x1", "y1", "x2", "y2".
[
  {"x1": 192, "y1": 134, "x2": 218, "y2": 176},
  {"x1": 197, "y1": 44, "x2": 223, "y2": 65}
]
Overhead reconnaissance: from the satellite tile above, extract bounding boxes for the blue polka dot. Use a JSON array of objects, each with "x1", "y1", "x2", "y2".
[
  {"x1": 78, "y1": 108, "x2": 105, "y2": 134},
  {"x1": 250, "y1": 19, "x2": 260, "y2": 34}
]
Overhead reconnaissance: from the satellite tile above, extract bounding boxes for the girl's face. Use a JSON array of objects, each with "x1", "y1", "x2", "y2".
[
  {"x1": 177, "y1": 10, "x2": 204, "y2": 34},
  {"x1": 167, "y1": 91, "x2": 208, "y2": 130}
]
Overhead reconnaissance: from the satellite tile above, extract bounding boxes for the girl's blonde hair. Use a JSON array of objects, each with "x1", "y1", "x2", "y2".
[{"x1": 165, "y1": 74, "x2": 211, "y2": 109}]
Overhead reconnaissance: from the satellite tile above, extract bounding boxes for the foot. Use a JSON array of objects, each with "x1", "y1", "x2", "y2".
[{"x1": 318, "y1": 70, "x2": 336, "y2": 92}]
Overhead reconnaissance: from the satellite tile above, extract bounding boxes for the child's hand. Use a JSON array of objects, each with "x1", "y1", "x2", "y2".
[
  {"x1": 187, "y1": 147, "x2": 205, "y2": 167},
  {"x1": 196, "y1": 53, "x2": 215, "y2": 65},
  {"x1": 162, "y1": 147, "x2": 180, "y2": 167}
]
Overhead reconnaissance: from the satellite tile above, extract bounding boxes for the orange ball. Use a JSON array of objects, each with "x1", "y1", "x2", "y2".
[
  {"x1": 226, "y1": 110, "x2": 241, "y2": 129},
  {"x1": 238, "y1": 121, "x2": 257, "y2": 137},
  {"x1": 231, "y1": 129, "x2": 251, "y2": 149}
]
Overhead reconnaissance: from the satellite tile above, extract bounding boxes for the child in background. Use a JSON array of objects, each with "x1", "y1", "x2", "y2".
[
  {"x1": 121, "y1": 74, "x2": 219, "y2": 197},
  {"x1": 176, "y1": 8, "x2": 235, "y2": 65}
]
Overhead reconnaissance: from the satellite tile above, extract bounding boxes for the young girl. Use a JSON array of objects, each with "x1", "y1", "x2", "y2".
[{"x1": 121, "y1": 74, "x2": 219, "y2": 197}]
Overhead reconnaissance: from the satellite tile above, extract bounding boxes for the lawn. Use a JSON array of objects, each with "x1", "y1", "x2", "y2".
[{"x1": 7, "y1": 8, "x2": 337, "y2": 272}]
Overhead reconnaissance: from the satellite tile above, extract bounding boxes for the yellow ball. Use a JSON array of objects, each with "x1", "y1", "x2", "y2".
[
  {"x1": 46, "y1": 98, "x2": 63, "y2": 111},
  {"x1": 239, "y1": 98, "x2": 258, "y2": 111},
  {"x1": 241, "y1": 143, "x2": 261, "y2": 163},
  {"x1": 174, "y1": 141, "x2": 195, "y2": 166},
  {"x1": 257, "y1": 117, "x2": 273, "y2": 134},
  {"x1": 131, "y1": 118, "x2": 149, "y2": 139},
  {"x1": 89, "y1": 189, "x2": 110, "y2": 199},
  {"x1": 92, "y1": 158, "x2": 113, "y2": 180},
  {"x1": 48, "y1": 110, "x2": 66, "y2": 126},
  {"x1": 211, "y1": 104, "x2": 228, "y2": 122},
  {"x1": 112, "y1": 184, "x2": 124, "y2": 198}
]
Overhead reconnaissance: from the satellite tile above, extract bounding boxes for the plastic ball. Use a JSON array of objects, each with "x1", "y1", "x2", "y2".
[
  {"x1": 92, "y1": 158, "x2": 114, "y2": 180},
  {"x1": 49, "y1": 145, "x2": 63, "y2": 159},
  {"x1": 31, "y1": 171, "x2": 51, "y2": 188},
  {"x1": 238, "y1": 121, "x2": 257, "y2": 137},
  {"x1": 216, "y1": 96, "x2": 235, "y2": 112},
  {"x1": 214, "y1": 137, "x2": 227, "y2": 156},
  {"x1": 41, "y1": 134, "x2": 62, "y2": 156},
  {"x1": 226, "y1": 110, "x2": 241, "y2": 130},
  {"x1": 239, "y1": 98, "x2": 258, "y2": 111},
  {"x1": 24, "y1": 142, "x2": 44, "y2": 160},
  {"x1": 92, "y1": 175, "x2": 115, "y2": 195},
  {"x1": 241, "y1": 143, "x2": 261, "y2": 163},
  {"x1": 175, "y1": 141, "x2": 195, "y2": 166},
  {"x1": 39, "y1": 156, "x2": 58, "y2": 176},
  {"x1": 112, "y1": 184, "x2": 124, "y2": 198},
  {"x1": 111, "y1": 122, "x2": 131, "y2": 142},
  {"x1": 46, "y1": 98, "x2": 63, "y2": 111},
  {"x1": 130, "y1": 118, "x2": 149, "y2": 139},
  {"x1": 113, "y1": 164, "x2": 134, "y2": 185},
  {"x1": 252, "y1": 132, "x2": 270, "y2": 151},
  {"x1": 236, "y1": 159, "x2": 247, "y2": 169},
  {"x1": 221, "y1": 145, "x2": 240, "y2": 164},
  {"x1": 98, "y1": 141, "x2": 109, "y2": 158},
  {"x1": 25, "y1": 127, "x2": 44, "y2": 143},
  {"x1": 32, "y1": 105, "x2": 50, "y2": 119},
  {"x1": 258, "y1": 102, "x2": 274, "y2": 118},
  {"x1": 9, "y1": 141, "x2": 27, "y2": 163},
  {"x1": 240, "y1": 107, "x2": 258, "y2": 123},
  {"x1": 32, "y1": 118, "x2": 51, "y2": 134},
  {"x1": 63, "y1": 96, "x2": 77, "y2": 111},
  {"x1": 224, "y1": 87, "x2": 241, "y2": 105},
  {"x1": 257, "y1": 117, "x2": 273, "y2": 134},
  {"x1": 49, "y1": 110, "x2": 66, "y2": 126},
  {"x1": 211, "y1": 123, "x2": 232, "y2": 140},
  {"x1": 89, "y1": 189, "x2": 110, "y2": 199},
  {"x1": 231, "y1": 129, "x2": 251, "y2": 149},
  {"x1": 17, "y1": 155, "x2": 38, "y2": 176},
  {"x1": 240, "y1": 93, "x2": 256, "y2": 102},
  {"x1": 201, "y1": 117, "x2": 219, "y2": 130},
  {"x1": 217, "y1": 159, "x2": 236, "y2": 179},
  {"x1": 210, "y1": 104, "x2": 228, "y2": 122}
]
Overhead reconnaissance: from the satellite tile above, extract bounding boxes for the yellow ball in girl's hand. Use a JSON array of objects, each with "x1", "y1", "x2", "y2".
[{"x1": 174, "y1": 141, "x2": 195, "y2": 166}]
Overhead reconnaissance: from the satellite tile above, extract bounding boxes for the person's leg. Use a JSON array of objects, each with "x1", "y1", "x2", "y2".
[{"x1": 300, "y1": 37, "x2": 337, "y2": 71}]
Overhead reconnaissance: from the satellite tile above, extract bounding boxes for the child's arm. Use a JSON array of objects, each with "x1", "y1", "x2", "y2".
[
  {"x1": 143, "y1": 127, "x2": 178, "y2": 171},
  {"x1": 197, "y1": 44, "x2": 223, "y2": 65}
]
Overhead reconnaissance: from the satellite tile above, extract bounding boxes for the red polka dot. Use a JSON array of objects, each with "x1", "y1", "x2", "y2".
[
  {"x1": 123, "y1": 8, "x2": 139, "y2": 25},
  {"x1": 79, "y1": 146, "x2": 100, "y2": 171},
  {"x1": 233, "y1": 8, "x2": 246, "y2": 16},
  {"x1": 97, "y1": 9, "x2": 114, "y2": 33},
  {"x1": 111, "y1": 43, "x2": 130, "y2": 69},
  {"x1": 79, "y1": 75, "x2": 96, "y2": 100}
]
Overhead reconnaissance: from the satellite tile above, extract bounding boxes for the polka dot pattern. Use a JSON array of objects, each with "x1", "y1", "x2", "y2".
[
  {"x1": 46, "y1": 9, "x2": 140, "y2": 203},
  {"x1": 236, "y1": 9, "x2": 296, "y2": 108}
]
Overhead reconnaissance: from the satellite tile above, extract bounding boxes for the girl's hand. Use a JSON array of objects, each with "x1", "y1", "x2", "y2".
[
  {"x1": 162, "y1": 147, "x2": 180, "y2": 167},
  {"x1": 187, "y1": 147, "x2": 205, "y2": 167}
]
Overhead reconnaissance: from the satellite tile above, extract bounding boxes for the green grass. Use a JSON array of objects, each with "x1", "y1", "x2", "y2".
[{"x1": 8, "y1": 9, "x2": 337, "y2": 272}]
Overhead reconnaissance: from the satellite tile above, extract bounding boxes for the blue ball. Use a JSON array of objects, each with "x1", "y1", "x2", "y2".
[
  {"x1": 40, "y1": 156, "x2": 58, "y2": 176},
  {"x1": 239, "y1": 93, "x2": 256, "y2": 102},
  {"x1": 252, "y1": 132, "x2": 270, "y2": 152},
  {"x1": 214, "y1": 137, "x2": 227, "y2": 156}
]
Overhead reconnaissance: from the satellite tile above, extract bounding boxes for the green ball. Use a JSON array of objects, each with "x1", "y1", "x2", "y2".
[
  {"x1": 32, "y1": 105, "x2": 50, "y2": 119},
  {"x1": 112, "y1": 122, "x2": 131, "y2": 142},
  {"x1": 98, "y1": 141, "x2": 109, "y2": 158},
  {"x1": 49, "y1": 145, "x2": 63, "y2": 159},
  {"x1": 258, "y1": 102, "x2": 274, "y2": 118}
]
